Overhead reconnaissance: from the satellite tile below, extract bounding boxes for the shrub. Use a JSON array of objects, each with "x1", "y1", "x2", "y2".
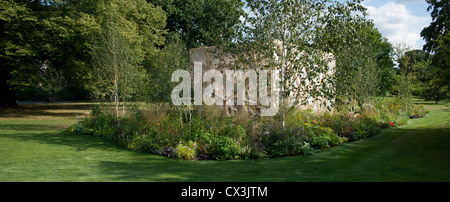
[
  {"x1": 410, "y1": 104, "x2": 426, "y2": 119},
  {"x1": 192, "y1": 131, "x2": 212, "y2": 160},
  {"x1": 311, "y1": 134, "x2": 331, "y2": 149},
  {"x1": 311, "y1": 129, "x2": 347, "y2": 149},
  {"x1": 128, "y1": 135, "x2": 157, "y2": 153},
  {"x1": 176, "y1": 141, "x2": 197, "y2": 160},
  {"x1": 267, "y1": 137, "x2": 313, "y2": 157},
  {"x1": 69, "y1": 98, "x2": 427, "y2": 161},
  {"x1": 209, "y1": 136, "x2": 241, "y2": 160},
  {"x1": 217, "y1": 123, "x2": 246, "y2": 142}
]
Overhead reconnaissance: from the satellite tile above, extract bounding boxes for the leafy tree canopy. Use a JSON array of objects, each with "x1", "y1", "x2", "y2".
[{"x1": 148, "y1": 0, "x2": 245, "y2": 49}]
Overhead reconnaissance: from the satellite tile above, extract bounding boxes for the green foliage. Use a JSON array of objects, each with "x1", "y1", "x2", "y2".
[
  {"x1": 2, "y1": 103, "x2": 449, "y2": 182},
  {"x1": 145, "y1": 33, "x2": 189, "y2": 102},
  {"x1": 420, "y1": 0, "x2": 450, "y2": 103},
  {"x1": 350, "y1": 118, "x2": 380, "y2": 141},
  {"x1": 312, "y1": 130, "x2": 347, "y2": 150},
  {"x1": 210, "y1": 135, "x2": 241, "y2": 160},
  {"x1": 420, "y1": 0, "x2": 449, "y2": 53},
  {"x1": 91, "y1": 0, "x2": 166, "y2": 115},
  {"x1": 267, "y1": 137, "x2": 313, "y2": 157},
  {"x1": 1, "y1": 0, "x2": 167, "y2": 105},
  {"x1": 70, "y1": 98, "x2": 428, "y2": 161},
  {"x1": 217, "y1": 123, "x2": 246, "y2": 142},
  {"x1": 419, "y1": 33, "x2": 450, "y2": 103},
  {"x1": 0, "y1": 0, "x2": 44, "y2": 106},
  {"x1": 176, "y1": 141, "x2": 197, "y2": 160},
  {"x1": 333, "y1": 22, "x2": 390, "y2": 109},
  {"x1": 149, "y1": 0, "x2": 245, "y2": 49}
]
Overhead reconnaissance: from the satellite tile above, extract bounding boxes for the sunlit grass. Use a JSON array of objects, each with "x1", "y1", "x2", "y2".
[{"x1": 0, "y1": 101, "x2": 449, "y2": 182}]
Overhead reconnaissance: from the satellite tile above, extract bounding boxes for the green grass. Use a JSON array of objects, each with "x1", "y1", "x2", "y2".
[{"x1": 0, "y1": 102, "x2": 449, "y2": 182}]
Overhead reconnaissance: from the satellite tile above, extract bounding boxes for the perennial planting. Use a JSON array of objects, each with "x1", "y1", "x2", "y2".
[{"x1": 69, "y1": 99, "x2": 426, "y2": 160}]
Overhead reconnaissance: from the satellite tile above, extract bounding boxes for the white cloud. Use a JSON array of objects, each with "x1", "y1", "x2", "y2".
[{"x1": 365, "y1": 2, "x2": 431, "y2": 49}]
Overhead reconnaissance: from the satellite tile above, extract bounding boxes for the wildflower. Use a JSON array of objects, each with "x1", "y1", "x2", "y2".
[
  {"x1": 157, "y1": 123, "x2": 160, "y2": 126},
  {"x1": 387, "y1": 121, "x2": 394, "y2": 127},
  {"x1": 179, "y1": 141, "x2": 182, "y2": 144}
]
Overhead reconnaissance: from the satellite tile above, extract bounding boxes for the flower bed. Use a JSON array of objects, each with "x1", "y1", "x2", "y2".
[{"x1": 69, "y1": 100, "x2": 427, "y2": 160}]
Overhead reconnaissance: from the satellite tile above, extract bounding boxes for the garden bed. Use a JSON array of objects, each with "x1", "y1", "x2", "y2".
[{"x1": 68, "y1": 100, "x2": 427, "y2": 160}]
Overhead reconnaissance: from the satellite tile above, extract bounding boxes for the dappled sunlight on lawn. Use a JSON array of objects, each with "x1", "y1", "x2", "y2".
[
  {"x1": 0, "y1": 103, "x2": 95, "y2": 120},
  {"x1": 0, "y1": 102, "x2": 449, "y2": 182}
]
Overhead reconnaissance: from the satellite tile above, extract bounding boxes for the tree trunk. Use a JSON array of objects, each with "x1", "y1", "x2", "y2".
[
  {"x1": 0, "y1": 66, "x2": 18, "y2": 107},
  {"x1": 122, "y1": 97, "x2": 125, "y2": 116},
  {"x1": 114, "y1": 71, "x2": 119, "y2": 117}
]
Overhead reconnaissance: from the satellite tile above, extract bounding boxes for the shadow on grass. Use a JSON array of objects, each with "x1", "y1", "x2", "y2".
[
  {"x1": 0, "y1": 124, "x2": 67, "y2": 131},
  {"x1": 0, "y1": 126, "x2": 124, "y2": 153},
  {"x1": 0, "y1": 103, "x2": 96, "y2": 119},
  {"x1": 94, "y1": 125, "x2": 450, "y2": 182},
  {"x1": 1, "y1": 116, "x2": 449, "y2": 182}
]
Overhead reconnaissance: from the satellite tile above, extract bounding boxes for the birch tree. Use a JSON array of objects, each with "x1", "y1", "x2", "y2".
[
  {"x1": 236, "y1": 0, "x2": 367, "y2": 125},
  {"x1": 92, "y1": 0, "x2": 166, "y2": 116}
]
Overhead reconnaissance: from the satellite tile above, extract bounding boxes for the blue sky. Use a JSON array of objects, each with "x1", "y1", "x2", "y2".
[
  {"x1": 363, "y1": 0, "x2": 432, "y2": 49},
  {"x1": 241, "y1": 0, "x2": 432, "y2": 49}
]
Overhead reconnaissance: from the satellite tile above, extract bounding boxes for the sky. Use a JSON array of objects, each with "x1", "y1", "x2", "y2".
[
  {"x1": 362, "y1": 0, "x2": 432, "y2": 49},
  {"x1": 240, "y1": 0, "x2": 432, "y2": 50}
]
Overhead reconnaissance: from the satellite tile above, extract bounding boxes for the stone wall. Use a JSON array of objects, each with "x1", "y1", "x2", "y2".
[{"x1": 189, "y1": 46, "x2": 335, "y2": 116}]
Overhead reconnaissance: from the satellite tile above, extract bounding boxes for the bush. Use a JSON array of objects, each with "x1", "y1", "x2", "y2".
[
  {"x1": 191, "y1": 131, "x2": 212, "y2": 160},
  {"x1": 410, "y1": 104, "x2": 427, "y2": 119},
  {"x1": 311, "y1": 129, "x2": 347, "y2": 149},
  {"x1": 176, "y1": 141, "x2": 197, "y2": 160},
  {"x1": 69, "y1": 99, "x2": 427, "y2": 160},
  {"x1": 267, "y1": 137, "x2": 313, "y2": 157},
  {"x1": 15, "y1": 86, "x2": 48, "y2": 101},
  {"x1": 209, "y1": 136, "x2": 241, "y2": 160},
  {"x1": 217, "y1": 123, "x2": 246, "y2": 142}
]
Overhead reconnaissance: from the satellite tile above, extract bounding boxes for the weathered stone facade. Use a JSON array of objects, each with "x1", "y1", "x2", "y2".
[{"x1": 189, "y1": 45, "x2": 335, "y2": 116}]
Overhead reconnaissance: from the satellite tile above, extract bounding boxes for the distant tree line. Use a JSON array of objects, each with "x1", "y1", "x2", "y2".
[
  {"x1": 0, "y1": 0, "x2": 244, "y2": 109},
  {"x1": 0, "y1": 0, "x2": 448, "y2": 109}
]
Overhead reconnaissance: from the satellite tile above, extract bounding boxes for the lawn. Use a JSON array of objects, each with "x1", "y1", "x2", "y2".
[{"x1": 0, "y1": 101, "x2": 449, "y2": 182}]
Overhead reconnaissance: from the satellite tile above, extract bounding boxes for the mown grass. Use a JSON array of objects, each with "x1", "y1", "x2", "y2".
[{"x1": 0, "y1": 101, "x2": 449, "y2": 182}]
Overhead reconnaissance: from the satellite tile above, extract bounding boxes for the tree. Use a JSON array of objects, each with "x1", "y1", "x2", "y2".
[
  {"x1": 373, "y1": 34, "x2": 396, "y2": 96},
  {"x1": 393, "y1": 43, "x2": 415, "y2": 111},
  {"x1": 335, "y1": 38, "x2": 380, "y2": 112},
  {"x1": 0, "y1": 0, "x2": 104, "y2": 106},
  {"x1": 146, "y1": 32, "x2": 190, "y2": 103},
  {"x1": 91, "y1": 0, "x2": 166, "y2": 116},
  {"x1": 420, "y1": 0, "x2": 449, "y2": 53},
  {"x1": 1, "y1": 0, "x2": 167, "y2": 106},
  {"x1": 338, "y1": 23, "x2": 394, "y2": 111},
  {"x1": 237, "y1": 0, "x2": 368, "y2": 125},
  {"x1": 420, "y1": 32, "x2": 450, "y2": 103},
  {"x1": 148, "y1": 0, "x2": 245, "y2": 49},
  {"x1": 0, "y1": 0, "x2": 44, "y2": 107},
  {"x1": 317, "y1": 3, "x2": 392, "y2": 111},
  {"x1": 420, "y1": 0, "x2": 449, "y2": 103}
]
